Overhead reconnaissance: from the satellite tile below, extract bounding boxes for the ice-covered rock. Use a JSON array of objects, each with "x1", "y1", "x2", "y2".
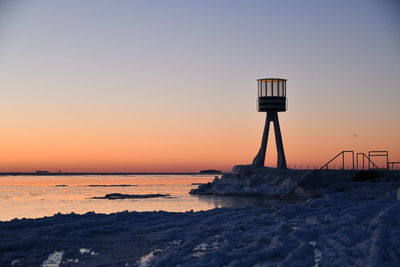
[
  {"x1": 190, "y1": 169, "x2": 354, "y2": 198},
  {"x1": 191, "y1": 168, "x2": 400, "y2": 199},
  {"x1": 91, "y1": 193, "x2": 170, "y2": 199}
]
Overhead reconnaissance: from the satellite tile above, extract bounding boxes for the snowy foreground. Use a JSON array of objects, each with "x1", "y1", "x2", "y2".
[{"x1": 1, "y1": 170, "x2": 400, "y2": 266}]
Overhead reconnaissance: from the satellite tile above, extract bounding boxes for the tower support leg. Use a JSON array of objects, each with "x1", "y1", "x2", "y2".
[
  {"x1": 273, "y1": 112, "x2": 287, "y2": 169},
  {"x1": 252, "y1": 113, "x2": 271, "y2": 167},
  {"x1": 252, "y1": 111, "x2": 287, "y2": 169}
]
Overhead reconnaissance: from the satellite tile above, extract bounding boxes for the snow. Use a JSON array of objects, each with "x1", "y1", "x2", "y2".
[
  {"x1": 11, "y1": 259, "x2": 21, "y2": 266},
  {"x1": 79, "y1": 248, "x2": 98, "y2": 256},
  {"x1": 138, "y1": 249, "x2": 162, "y2": 267},
  {"x1": 308, "y1": 241, "x2": 322, "y2": 267},
  {"x1": 1, "y1": 170, "x2": 399, "y2": 266},
  {"x1": 397, "y1": 187, "x2": 400, "y2": 200},
  {"x1": 41, "y1": 251, "x2": 63, "y2": 267},
  {"x1": 190, "y1": 169, "x2": 342, "y2": 198}
]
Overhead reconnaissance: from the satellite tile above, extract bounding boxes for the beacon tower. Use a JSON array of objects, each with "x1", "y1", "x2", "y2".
[{"x1": 252, "y1": 78, "x2": 287, "y2": 169}]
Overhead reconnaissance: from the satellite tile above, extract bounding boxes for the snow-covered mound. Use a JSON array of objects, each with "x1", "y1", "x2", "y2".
[
  {"x1": 190, "y1": 169, "x2": 400, "y2": 198},
  {"x1": 1, "y1": 181, "x2": 399, "y2": 266}
]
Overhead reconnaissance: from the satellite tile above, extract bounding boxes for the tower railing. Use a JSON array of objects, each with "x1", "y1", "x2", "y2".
[{"x1": 320, "y1": 151, "x2": 354, "y2": 170}]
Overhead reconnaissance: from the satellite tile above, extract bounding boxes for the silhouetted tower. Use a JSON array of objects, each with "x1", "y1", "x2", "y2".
[{"x1": 252, "y1": 78, "x2": 287, "y2": 169}]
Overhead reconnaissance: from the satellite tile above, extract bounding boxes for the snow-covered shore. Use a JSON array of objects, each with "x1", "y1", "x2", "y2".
[
  {"x1": 1, "y1": 170, "x2": 399, "y2": 266},
  {"x1": 190, "y1": 169, "x2": 400, "y2": 198}
]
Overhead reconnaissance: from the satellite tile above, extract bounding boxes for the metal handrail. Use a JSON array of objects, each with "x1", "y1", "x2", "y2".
[
  {"x1": 321, "y1": 150, "x2": 399, "y2": 171},
  {"x1": 368, "y1": 150, "x2": 388, "y2": 170},
  {"x1": 388, "y1": 162, "x2": 400, "y2": 170},
  {"x1": 356, "y1": 153, "x2": 380, "y2": 170},
  {"x1": 320, "y1": 150, "x2": 354, "y2": 170}
]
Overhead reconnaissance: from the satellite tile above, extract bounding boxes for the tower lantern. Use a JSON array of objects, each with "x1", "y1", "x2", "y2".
[{"x1": 252, "y1": 78, "x2": 287, "y2": 169}]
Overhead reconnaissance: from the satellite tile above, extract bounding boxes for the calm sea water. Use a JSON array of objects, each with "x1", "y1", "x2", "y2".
[{"x1": 0, "y1": 175, "x2": 299, "y2": 221}]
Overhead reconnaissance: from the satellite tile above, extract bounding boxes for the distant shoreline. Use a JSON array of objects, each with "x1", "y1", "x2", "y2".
[{"x1": 0, "y1": 172, "x2": 227, "y2": 176}]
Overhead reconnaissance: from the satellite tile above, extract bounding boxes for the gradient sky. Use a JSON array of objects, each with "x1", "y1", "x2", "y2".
[{"x1": 0, "y1": 0, "x2": 399, "y2": 171}]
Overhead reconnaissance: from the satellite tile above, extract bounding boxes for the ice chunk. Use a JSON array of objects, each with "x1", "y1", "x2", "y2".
[
  {"x1": 11, "y1": 259, "x2": 21, "y2": 266},
  {"x1": 41, "y1": 251, "x2": 63, "y2": 267},
  {"x1": 192, "y1": 241, "x2": 220, "y2": 258},
  {"x1": 79, "y1": 248, "x2": 98, "y2": 256},
  {"x1": 91, "y1": 193, "x2": 170, "y2": 199},
  {"x1": 138, "y1": 249, "x2": 162, "y2": 267},
  {"x1": 309, "y1": 241, "x2": 322, "y2": 267}
]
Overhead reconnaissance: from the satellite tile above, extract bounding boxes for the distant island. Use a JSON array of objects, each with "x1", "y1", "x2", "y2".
[
  {"x1": 200, "y1": 169, "x2": 221, "y2": 174},
  {"x1": 35, "y1": 170, "x2": 50, "y2": 174}
]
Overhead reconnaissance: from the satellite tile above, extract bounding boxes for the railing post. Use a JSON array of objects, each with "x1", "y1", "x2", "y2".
[
  {"x1": 356, "y1": 154, "x2": 359, "y2": 170},
  {"x1": 363, "y1": 154, "x2": 365, "y2": 170},
  {"x1": 386, "y1": 153, "x2": 389, "y2": 170},
  {"x1": 368, "y1": 151, "x2": 371, "y2": 170},
  {"x1": 342, "y1": 152, "x2": 345, "y2": 170}
]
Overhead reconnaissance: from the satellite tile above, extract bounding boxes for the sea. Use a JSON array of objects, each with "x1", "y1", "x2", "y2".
[{"x1": 0, "y1": 174, "x2": 299, "y2": 221}]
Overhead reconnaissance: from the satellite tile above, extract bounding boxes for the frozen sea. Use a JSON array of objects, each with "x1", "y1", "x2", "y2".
[
  {"x1": 1, "y1": 171, "x2": 399, "y2": 266},
  {"x1": 0, "y1": 174, "x2": 300, "y2": 221}
]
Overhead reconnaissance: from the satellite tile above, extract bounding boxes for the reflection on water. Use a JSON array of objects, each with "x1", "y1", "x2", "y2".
[{"x1": 0, "y1": 175, "x2": 301, "y2": 221}]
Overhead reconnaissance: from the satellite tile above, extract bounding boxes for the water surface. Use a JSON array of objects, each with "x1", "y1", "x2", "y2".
[{"x1": 0, "y1": 175, "x2": 299, "y2": 221}]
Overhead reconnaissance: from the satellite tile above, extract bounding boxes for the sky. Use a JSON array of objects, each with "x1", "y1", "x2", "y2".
[{"x1": 0, "y1": 0, "x2": 399, "y2": 172}]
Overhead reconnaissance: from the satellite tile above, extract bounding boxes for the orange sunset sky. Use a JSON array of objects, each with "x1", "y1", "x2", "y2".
[{"x1": 0, "y1": 1, "x2": 399, "y2": 172}]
